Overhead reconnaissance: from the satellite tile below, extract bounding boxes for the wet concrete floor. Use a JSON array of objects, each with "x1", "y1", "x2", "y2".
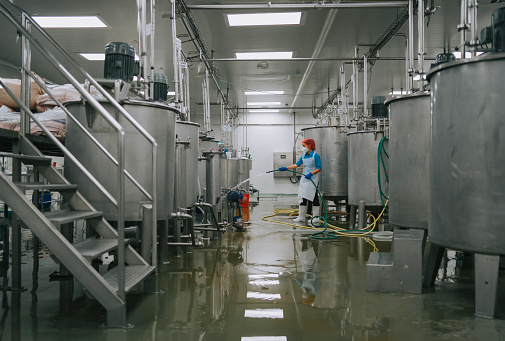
[{"x1": 1, "y1": 196, "x2": 505, "y2": 340}]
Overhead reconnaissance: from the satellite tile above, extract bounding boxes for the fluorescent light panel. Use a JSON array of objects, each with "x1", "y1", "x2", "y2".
[
  {"x1": 227, "y1": 12, "x2": 301, "y2": 26},
  {"x1": 33, "y1": 16, "x2": 107, "y2": 28},
  {"x1": 248, "y1": 109, "x2": 280, "y2": 113},
  {"x1": 236, "y1": 52, "x2": 293, "y2": 60},
  {"x1": 245, "y1": 91, "x2": 284, "y2": 95},
  {"x1": 167, "y1": 91, "x2": 176, "y2": 95},
  {"x1": 247, "y1": 292, "x2": 281, "y2": 300},
  {"x1": 247, "y1": 102, "x2": 281, "y2": 106},
  {"x1": 79, "y1": 53, "x2": 139, "y2": 61},
  {"x1": 244, "y1": 309, "x2": 284, "y2": 319}
]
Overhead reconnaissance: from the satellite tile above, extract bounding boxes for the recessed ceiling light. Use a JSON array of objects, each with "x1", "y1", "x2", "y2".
[
  {"x1": 245, "y1": 91, "x2": 285, "y2": 95},
  {"x1": 33, "y1": 16, "x2": 107, "y2": 28},
  {"x1": 452, "y1": 51, "x2": 472, "y2": 59},
  {"x1": 247, "y1": 102, "x2": 281, "y2": 106},
  {"x1": 79, "y1": 53, "x2": 139, "y2": 61},
  {"x1": 248, "y1": 109, "x2": 280, "y2": 113},
  {"x1": 236, "y1": 52, "x2": 293, "y2": 60},
  {"x1": 244, "y1": 309, "x2": 284, "y2": 319},
  {"x1": 227, "y1": 12, "x2": 302, "y2": 26}
]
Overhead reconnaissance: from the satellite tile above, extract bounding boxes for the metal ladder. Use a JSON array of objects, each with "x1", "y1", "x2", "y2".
[
  {"x1": 0, "y1": 0, "x2": 159, "y2": 327},
  {"x1": 0, "y1": 139, "x2": 155, "y2": 327}
]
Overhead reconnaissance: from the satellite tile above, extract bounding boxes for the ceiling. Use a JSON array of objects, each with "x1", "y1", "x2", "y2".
[{"x1": 0, "y1": 0, "x2": 503, "y2": 117}]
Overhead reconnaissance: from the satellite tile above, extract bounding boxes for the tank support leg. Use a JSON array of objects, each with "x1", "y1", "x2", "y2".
[
  {"x1": 423, "y1": 243, "x2": 445, "y2": 287},
  {"x1": 357, "y1": 200, "x2": 366, "y2": 229},
  {"x1": 349, "y1": 205, "x2": 356, "y2": 229},
  {"x1": 475, "y1": 253, "x2": 500, "y2": 318}
]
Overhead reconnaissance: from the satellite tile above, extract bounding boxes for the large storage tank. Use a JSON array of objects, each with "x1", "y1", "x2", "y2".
[
  {"x1": 427, "y1": 53, "x2": 505, "y2": 255},
  {"x1": 347, "y1": 130, "x2": 388, "y2": 207},
  {"x1": 302, "y1": 126, "x2": 348, "y2": 201},
  {"x1": 65, "y1": 99, "x2": 177, "y2": 221},
  {"x1": 203, "y1": 150, "x2": 225, "y2": 212},
  {"x1": 386, "y1": 93, "x2": 430, "y2": 229},
  {"x1": 175, "y1": 121, "x2": 200, "y2": 210}
]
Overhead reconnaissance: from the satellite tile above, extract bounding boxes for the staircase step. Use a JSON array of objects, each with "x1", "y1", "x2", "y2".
[
  {"x1": 15, "y1": 182, "x2": 78, "y2": 192},
  {"x1": 43, "y1": 209, "x2": 103, "y2": 225},
  {"x1": 103, "y1": 265, "x2": 156, "y2": 293},
  {"x1": 73, "y1": 237, "x2": 123, "y2": 260},
  {"x1": 0, "y1": 152, "x2": 52, "y2": 166}
]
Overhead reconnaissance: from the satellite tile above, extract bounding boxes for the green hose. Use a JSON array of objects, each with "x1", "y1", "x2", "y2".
[{"x1": 377, "y1": 135, "x2": 389, "y2": 211}]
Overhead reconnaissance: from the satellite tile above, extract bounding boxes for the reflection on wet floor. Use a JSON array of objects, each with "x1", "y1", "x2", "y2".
[{"x1": 0, "y1": 197, "x2": 504, "y2": 340}]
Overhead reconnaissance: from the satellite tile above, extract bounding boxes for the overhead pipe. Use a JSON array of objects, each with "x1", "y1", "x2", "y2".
[
  {"x1": 187, "y1": 2, "x2": 409, "y2": 9},
  {"x1": 202, "y1": 56, "x2": 416, "y2": 62},
  {"x1": 289, "y1": 8, "x2": 338, "y2": 113}
]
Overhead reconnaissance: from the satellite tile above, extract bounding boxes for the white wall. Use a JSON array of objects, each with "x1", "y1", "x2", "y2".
[{"x1": 192, "y1": 112, "x2": 317, "y2": 195}]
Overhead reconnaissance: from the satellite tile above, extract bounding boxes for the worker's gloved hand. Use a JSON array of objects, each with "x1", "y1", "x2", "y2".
[
  {"x1": 278, "y1": 167, "x2": 288, "y2": 171},
  {"x1": 305, "y1": 172, "x2": 313, "y2": 179}
]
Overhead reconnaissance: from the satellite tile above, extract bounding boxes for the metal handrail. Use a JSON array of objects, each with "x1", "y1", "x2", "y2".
[
  {"x1": 1, "y1": 1, "x2": 159, "y2": 268},
  {"x1": 28, "y1": 74, "x2": 153, "y2": 202}
]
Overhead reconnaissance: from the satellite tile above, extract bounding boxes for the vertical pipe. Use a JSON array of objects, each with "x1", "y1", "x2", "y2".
[
  {"x1": 460, "y1": 0, "x2": 468, "y2": 57},
  {"x1": 357, "y1": 200, "x2": 366, "y2": 230},
  {"x1": 363, "y1": 55, "x2": 368, "y2": 117},
  {"x1": 149, "y1": 0, "x2": 155, "y2": 101},
  {"x1": 405, "y1": 35, "x2": 409, "y2": 93},
  {"x1": 21, "y1": 13, "x2": 31, "y2": 135},
  {"x1": 172, "y1": 0, "x2": 180, "y2": 104},
  {"x1": 185, "y1": 64, "x2": 190, "y2": 120},
  {"x1": 418, "y1": 0, "x2": 425, "y2": 90},
  {"x1": 140, "y1": 0, "x2": 149, "y2": 100},
  {"x1": 470, "y1": 0, "x2": 478, "y2": 57},
  {"x1": 408, "y1": 0, "x2": 415, "y2": 92}
]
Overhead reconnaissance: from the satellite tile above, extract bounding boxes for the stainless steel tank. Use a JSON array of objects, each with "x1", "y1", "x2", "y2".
[
  {"x1": 302, "y1": 126, "x2": 348, "y2": 200},
  {"x1": 386, "y1": 93, "x2": 430, "y2": 229},
  {"x1": 65, "y1": 99, "x2": 177, "y2": 221},
  {"x1": 427, "y1": 53, "x2": 505, "y2": 254},
  {"x1": 224, "y1": 158, "x2": 252, "y2": 191},
  {"x1": 175, "y1": 121, "x2": 200, "y2": 209},
  {"x1": 203, "y1": 150, "x2": 225, "y2": 212},
  {"x1": 347, "y1": 130, "x2": 388, "y2": 207},
  {"x1": 198, "y1": 137, "x2": 219, "y2": 198}
]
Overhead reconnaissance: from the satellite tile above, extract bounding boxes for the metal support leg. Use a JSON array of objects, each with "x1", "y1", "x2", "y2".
[
  {"x1": 357, "y1": 237, "x2": 366, "y2": 265},
  {"x1": 423, "y1": 243, "x2": 445, "y2": 287},
  {"x1": 357, "y1": 200, "x2": 366, "y2": 230},
  {"x1": 349, "y1": 205, "x2": 356, "y2": 229},
  {"x1": 11, "y1": 145, "x2": 22, "y2": 290},
  {"x1": 158, "y1": 220, "x2": 169, "y2": 264},
  {"x1": 141, "y1": 204, "x2": 153, "y2": 263},
  {"x1": 475, "y1": 253, "x2": 500, "y2": 318},
  {"x1": 59, "y1": 223, "x2": 73, "y2": 277}
]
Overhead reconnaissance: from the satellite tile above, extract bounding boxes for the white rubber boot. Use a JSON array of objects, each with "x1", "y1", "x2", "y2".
[
  {"x1": 293, "y1": 205, "x2": 307, "y2": 223},
  {"x1": 311, "y1": 206, "x2": 321, "y2": 225}
]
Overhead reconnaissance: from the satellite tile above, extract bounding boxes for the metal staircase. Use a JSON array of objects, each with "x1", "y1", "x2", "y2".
[
  {"x1": 0, "y1": 137, "x2": 155, "y2": 327},
  {"x1": 0, "y1": 0, "x2": 160, "y2": 327}
]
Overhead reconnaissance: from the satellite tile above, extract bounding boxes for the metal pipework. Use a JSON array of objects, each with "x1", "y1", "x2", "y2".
[
  {"x1": 418, "y1": 0, "x2": 425, "y2": 89},
  {"x1": 194, "y1": 202, "x2": 222, "y2": 232},
  {"x1": 187, "y1": 2, "x2": 409, "y2": 9},
  {"x1": 171, "y1": 0, "x2": 180, "y2": 104},
  {"x1": 459, "y1": 0, "x2": 469, "y2": 57},
  {"x1": 364, "y1": 55, "x2": 368, "y2": 117},
  {"x1": 408, "y1": 0, "x2": 415, "y2": 91},
  {"x1": 170, "y1": 212, "x2": 195, "y2": 247}
]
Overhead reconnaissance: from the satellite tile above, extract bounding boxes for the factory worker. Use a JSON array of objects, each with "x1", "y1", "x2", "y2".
[{"x1": 278, "y1": 138, "x2": 322, "y2": 224}]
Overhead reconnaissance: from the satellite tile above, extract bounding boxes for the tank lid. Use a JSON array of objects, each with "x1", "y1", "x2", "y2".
[
  {"x1": 176, "y1": 120, "x2": 201, "y2": 127},
  {"x1": 301, "y1": 125, "x2": 346, "y2": 131},
  {"x1": 426, "y1": 52, "x2": 505, "y2": 81},
  {"x1": 384, "y1": 92, "x2": 430, "y2": 106},
  {"x1": 347, "y1": 130, "x2": 385, "y2": 136},
  {"x1": 121, "y1": 99, "x2": 181, "y2": 113}
]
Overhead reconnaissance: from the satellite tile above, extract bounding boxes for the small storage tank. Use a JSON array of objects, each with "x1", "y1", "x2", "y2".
[
  {"x1": 198, "y1": 137, "x2": 219, "y2": 196},
  {"x1": 347, "y1": 130, "x2": 388, "y2": 207},
  {"x1": 224, "y1": 158, "x2": 252, "y2": 191},
  {"x1": 203, "y1": 150, "x2": 225, "y2": 212},
  {"x1": 302, "y1": 126, "x2": 348, "y2": 201},
  {"x1": 65, "y1": 99, "x2": 177, "y2": 221},
  {"x1": 427, "y1": 53, "x2": 505, "y2": 255},
  {"x1": 386, "y1": 93, "x2": 430, "y2": 229},
  {"x1": 175, "y1": 121, "x2": 200, "y2": 210}
]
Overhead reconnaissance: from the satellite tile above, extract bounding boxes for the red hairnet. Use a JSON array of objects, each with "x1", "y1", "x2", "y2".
[{"x1": 302, "y1": 138, "x2": 316, "y2": 151}]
